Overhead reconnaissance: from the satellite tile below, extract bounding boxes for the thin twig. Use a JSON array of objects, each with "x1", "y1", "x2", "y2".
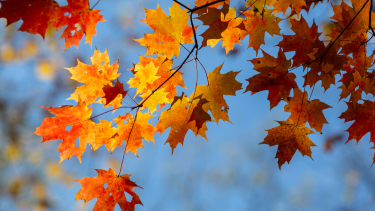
[
  {"x1": 118, "y1": 108, "x2": 137, "y2": 176},
  {"x1": 181, "y1": 44, "x2": 209, "y2": 85},
  {"x1": 174, "y1": 0, "x2": 191, "y2": 11},
  {"x1": 303, "y1": 0, "x2": 370, "y2": 102},
  {"x1": 89, "y1": 106, "x2": 135, "y2": 121},
  {"x1": 319, "y1": 0, "x2": 369, "y2": 63},
  {"x1": 138, "y1": 46, "x2": 196, "y2": 108},
  {"x1": 91, "y1": 0, "x2": 101, "y2": 9},
  {"x1": 190, "y1": 0, "x2": 225, "y2": 13},
  {"x1": 305, "y1": 0, "x2": 323, "y2": 3}
]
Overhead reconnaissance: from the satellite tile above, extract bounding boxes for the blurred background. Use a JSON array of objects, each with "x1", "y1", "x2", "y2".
[{"x1": 1, "y1": 0, "x2": 375, "y2": 210}]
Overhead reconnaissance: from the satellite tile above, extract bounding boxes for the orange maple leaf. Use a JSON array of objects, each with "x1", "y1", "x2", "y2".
[
  {"x1": 67, "y1": 48, "x2": 120, "y2": 105},
  {"x1": 329, "y1": 0, "x2": 372, "y2": 48},
  {"x1": 113, "y1": 112, "x2": 155, "y2": 156},
  {"x1": 284, "y1": 89, "x2": 331, "y2": 133},
  {"x1": 261, "y1": 119, "x2": 316, "y2": 169},
  {"x1": 156, "y1": 93, "x2": 211, "y2": 153},
  {"x1": 33, "y1": 98, "x2": 95, "y2": 163},
  {"x1": 89, "y1": 120, "x2": 118, "y2": 152},
  {"x1": 75, "y1": 168, "x2": 142, "y2": 211},
  {"x1": 135, "y1": 2, "x2": 196, "y2": 59},
  {"x1": 241, "y1": 8, "x2": 281, "y2": 54},
  {"x1": 53, "y1": 0, "x2": 105, "y2": 51}
]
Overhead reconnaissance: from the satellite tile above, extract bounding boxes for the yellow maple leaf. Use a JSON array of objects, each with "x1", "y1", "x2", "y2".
[
  {"x1": 128, "y1": 61, "x2": 160, "y2": 96},
  {"x1": 140, "y1": 88, "x2": 170, "y2": 114},
  {"x1": 134, "y1": 2, "x2": 196, "y2": 59}
]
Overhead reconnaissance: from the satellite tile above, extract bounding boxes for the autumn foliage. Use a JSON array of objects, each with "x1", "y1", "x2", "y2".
[{"x1": 2, "y1": 0, "x2": 375, "y2": 210}]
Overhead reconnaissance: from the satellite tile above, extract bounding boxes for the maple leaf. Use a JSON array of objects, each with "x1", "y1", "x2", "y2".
[
  {"x1": 192, "y1": 62, "x2": 242, "y2": 123},
  {"x1": 277, "y1": 16, "x2": 347, "y2": 91},
  {"x1": 33, "y1": 98, "x2": 95, "y2": 163},
  {"x1": 329, "y1": 0, "x2": 371, "y2": 48},
  {"x1": 261, "y1": 119, "x2": 316, "y2": 169},
  {"x1": 302, "y1": 42, "x2": 348, "y2": 90},
  {"x1": 52, "y1": 0, "x2": 105, "y2": 51},
  {"x1": 339, "y1": 100, "x2": 375, "y2": 165},
  {"x1": 67, "y1": 48, "x2": 120, "y2": 105},
  {"x1": 135, "y1": 2, "x2": 196, "y2": 59},
  {"x1": 337, "y1": 46, "x2": 374, "y2": 104},
  {"x1": 339, "y1": 70, "x2": 375, "y2": 106},
  {"x1": 89, "y1": 120, "x2": 118, "y2": 152},
  {"x1": 128, "y1": 61, "x2": 160, "y2": 96},
  {"x1": 156, "y1": 93, "x2": 211, "y2": 153},
  {"x1": 342, "y1": 45, "x2": 373, "y2": 73},
  {"x1": 193, "y1": 0, "x2": 231, "y2": 15},
  {"x1": 273, "y1": 8, "x2": 357, "y2": 91},
  {"x1": 245, "y1": 49, "x2": 297, "y2": 109},
  {"x1": 139, "y1": 88, "x2": 170, "y2": 114},
  {"x1": 155, "y1": 94, "x2": 194, "y2": 153},
  {"x1": 246, "y1": 0, "x2": 314, "y2": 16},
  {"x1": 284, "y1": 89, "x2": 331, "y2": 133},
  {"x1": 101, "y1": 80, "x2": 128, "y2": 111},
  {"x1": 75, "y1": 168, "x2": 142, "y2": 211},
  {"x1": 195, "y1": 3, "x2": 230, "y2": 48},
  {"x1": 0, "y1": 0, "x2": 59, "y2": 38},
  {"x1": 188, "y1": 96, "x2": 212, "y2": 131},
  {"x1": 241, "y1": 8, "x2": 282, "y2": 53},
  {"x1": 277, "y1": 16, "x2": 322, "y2": 67},
  {"x1": 113, "y1": 112, "x2": 155, "y2": 156},
  {"x1": 128, "y1": 54, "x2": 186, "y2": 100},
  {"x1": 272, "y1": 0, "x2": 307, "y2": 16},
  {"x1": 197, "y1": 5, "x2": 245, "y2": 55},
  {"x1": 246, "y1": 0, "x2": 273, "y2": 11}
]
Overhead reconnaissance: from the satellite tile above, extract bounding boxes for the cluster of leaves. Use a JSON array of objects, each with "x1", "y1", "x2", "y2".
[
  {"x1": 0, "y1": 0, "x2": 105, "y2": 51},
  {"x1": 2, "y1": 0, "x2": 375, "y2": 210}
]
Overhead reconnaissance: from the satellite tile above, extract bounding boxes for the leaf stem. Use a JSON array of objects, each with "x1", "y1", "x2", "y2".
[{"x1": 118, "y1": 108, "x2": 137, "y2": 176}]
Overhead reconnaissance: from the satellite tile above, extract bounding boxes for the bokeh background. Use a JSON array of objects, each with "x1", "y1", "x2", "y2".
[{"x1": 1, "y1": 0, "x2": 375, "y2": 210}]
